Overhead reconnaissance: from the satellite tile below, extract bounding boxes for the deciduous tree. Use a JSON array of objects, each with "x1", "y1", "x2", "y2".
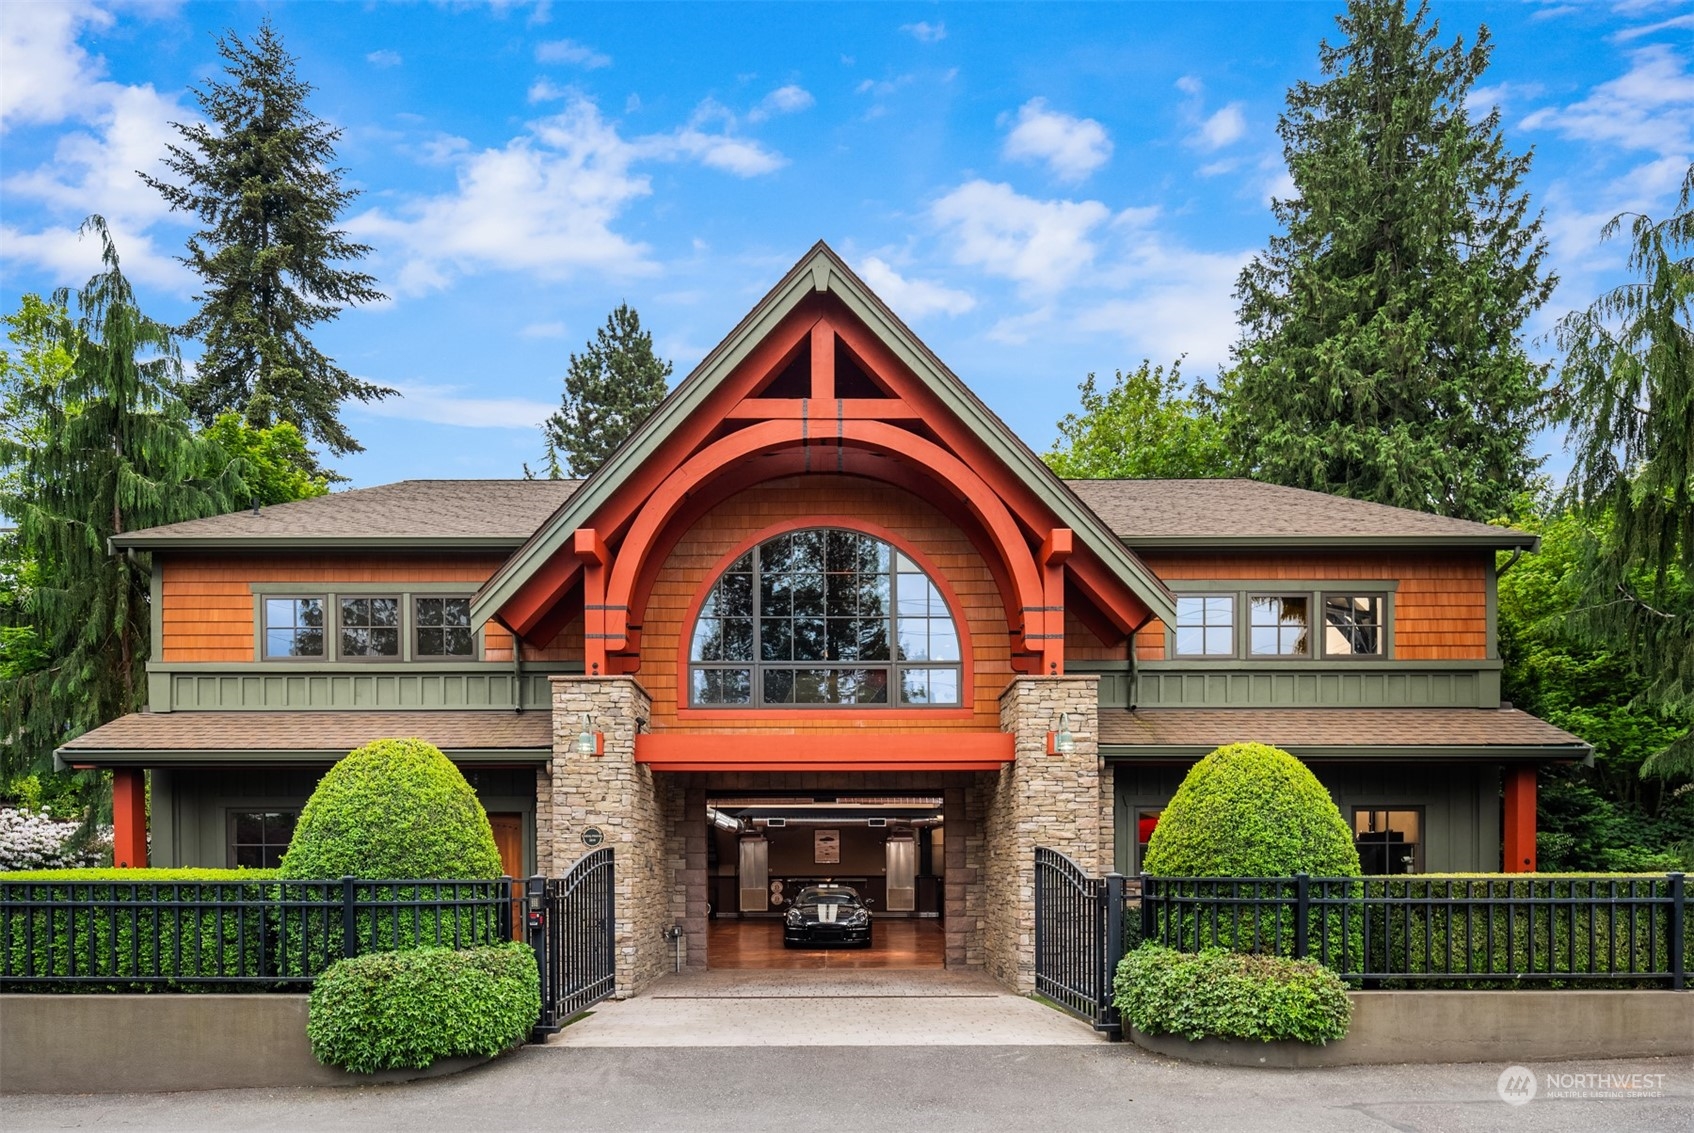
[{"x1": 1044, "y1": 359, "x2": 1234, "y2": 479}]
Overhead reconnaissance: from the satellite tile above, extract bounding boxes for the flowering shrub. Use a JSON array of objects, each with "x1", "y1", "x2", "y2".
[{"x1": 0, "y1": 808, "x2": 110, "y2": 871}]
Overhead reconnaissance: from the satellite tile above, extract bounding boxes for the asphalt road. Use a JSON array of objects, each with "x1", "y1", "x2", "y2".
[{"x1": 4, "y1": 1047, "x2": 1691, "y2": 1133}]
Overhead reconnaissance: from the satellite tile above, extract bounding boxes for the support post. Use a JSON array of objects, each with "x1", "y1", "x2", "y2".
[
  {"x1": 111, "y1": 768, "x2": 148, "y2": 869},
  {"x1": 1503, "y1": 764, "x2": 1538, "y2": 873},
  {"x1": 341, "y1": 876, "x2": 358, "y2": 959},
  {"x1": 1293, "y1": 872, "x2": 1311, "y2": 960},
  {"x1": 1669, "y1": 872, "x2": 1685, "y2": 992}
]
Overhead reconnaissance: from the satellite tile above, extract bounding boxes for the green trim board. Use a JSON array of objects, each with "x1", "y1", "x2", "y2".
[
  {"x1": 1127, "y1": 661, "x2": 1501, "y2": 710},
  {"x1": 113, "y1": 534, "x2": 527, "y2": 551},
  {"x1": 1120, "y1": 533, "x2": 1538, "y2": 550},
  {"x1": 469, "y1": 242, "x2": 1180, "y2": 633},
  {"x1": 1161, "y1": 579, "x2": 1400, "y2": 592},
  {"x1": 149, "y1": 557, "x2": 163, "y2": 665},
  {"x1": 58, "y1": 747, "x2": 549, "y2": 770},
  {"x1": 1102, "y1": 743, "x2": 1587, "y2": 762},
  {"x1": 148, "y1": 663, "x2": 581, "y2": 713}
]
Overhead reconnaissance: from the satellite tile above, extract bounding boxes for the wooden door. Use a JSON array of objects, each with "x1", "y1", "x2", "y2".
[{"x1": 488, "y1": 813, "x2": 525, "y2": 939}]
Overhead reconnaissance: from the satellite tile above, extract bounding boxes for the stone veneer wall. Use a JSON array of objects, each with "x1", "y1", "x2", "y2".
[
  {"x1": 548, "y1": 676, "x2": 672, "y2": 997},
  {"x1": 985, "y1": 676, "x2": 1102, "y2": 991}
]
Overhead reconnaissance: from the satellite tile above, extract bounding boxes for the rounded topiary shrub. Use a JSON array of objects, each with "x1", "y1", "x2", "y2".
[
  {"x1": 280, "y1": 738, "x2": 501, "y2": 881},
  {"x1": 1144, "y1": 742, "x2": 1360, "y2": 878},
  {"x1": 307, "y1": 943, "x2": 540, "y2": 1074}
]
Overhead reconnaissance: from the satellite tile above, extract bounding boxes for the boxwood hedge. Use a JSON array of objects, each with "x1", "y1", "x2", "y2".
[
  {"x1": 1114, "y1": 943, "x2": 1352, "y2": 1045},
  {"x1": 306, "y1": 942, "x2": 541, "y2": 1074}
]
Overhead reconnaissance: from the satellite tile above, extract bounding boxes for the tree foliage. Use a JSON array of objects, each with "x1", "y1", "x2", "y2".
[
  {"x1": 201, "y1": 414, "x2": 329, "y2": 506},
  {"x1": 1223, "y1": 0, "x2": 1553, "y2": 522},
  {"x1": 1551, "y1": 164, "x2": 1694, "y2": 779},
  {"x1": 0, "y1": 219, "x2": 238, "y2": 787},
  {"x1": 141, "y1": 17, "x2": 389, "y2": 458},
  {"x1": 1044, "y1": 359, "x2": 1235, "y2": 479},
  {"x1": 541, "y1": 303, "x2": 672, "y2": 477}
]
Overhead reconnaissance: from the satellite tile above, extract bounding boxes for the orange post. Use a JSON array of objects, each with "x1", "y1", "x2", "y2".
[
  {"x1": 1503, "y1": 764, "x2": 1537, "y2": 873},
  {"x1": 111, "y1": 767, "x2": 148, "y2": 869}
]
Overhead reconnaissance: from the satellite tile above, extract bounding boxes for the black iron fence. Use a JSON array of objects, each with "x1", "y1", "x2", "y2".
[
  {"x1": 1, "y1": 876, "x2": 513, "y2": 989},
  {"x1": 1141, "y1": 873, "x2": 1689, "y2": 989},
  {"x1": 1032, "y1": 851, "x2": 1689, "y2": 1032},
  {"x1": 526, "y1": 848, "x2": 616, "y2": 1038}
]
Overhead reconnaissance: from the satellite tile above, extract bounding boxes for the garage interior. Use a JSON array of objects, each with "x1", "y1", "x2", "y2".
[{"x1": 705, "y1": 793, "x2": 945, "y2": 969}]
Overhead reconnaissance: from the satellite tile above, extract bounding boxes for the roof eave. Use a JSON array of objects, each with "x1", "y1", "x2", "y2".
[
  {"x1": 110, "y1": 535, "x2": 530, "y2": 552},
  {"x1": 1123, "y1": 533, "x2": 1540, "y2": 551},
  {"x1": 1102, "y1": 742, "x2": 1590, "y2": 761},
  {"x1": 55, "y1": 746, "x2": 550, "y2": 770}
]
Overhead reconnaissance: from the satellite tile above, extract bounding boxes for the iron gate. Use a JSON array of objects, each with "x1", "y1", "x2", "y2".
[
  {"x1": 527, "y1": 848, "x2": 615, "y2": 1037},
  {"x1": 1034, "y1": 846, "x2": 1125, "y2": 1033}
]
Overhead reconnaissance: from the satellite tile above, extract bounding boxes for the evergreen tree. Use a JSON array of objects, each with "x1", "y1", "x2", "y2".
[
  {"x1": 1552, "y1": 164, "x2": 1694, "y2": 778},
  {"x1": 1044, "y1": 359, "x2": 1235, "y2": 479},
  {"x1": 0, "y1": 218, "x2": 238, "y2": 784},
  {"x1": 542, "y1": 304, "x2": 672, "y2": 477},
  {"x1": 1222, "y1": 0, "x2": 1553, "y2": 521},
  {"x1": 141, "y1": 17, "x2": 389, "y2": 458}
]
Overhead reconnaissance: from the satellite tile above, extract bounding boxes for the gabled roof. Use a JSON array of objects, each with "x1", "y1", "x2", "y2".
[
  {"x1": 469, "y1": 241, "x2": 1179, "y2": 629},
  {"x1": 109, "y1": 480, "x2": 581, "y2": 550},
  {"x1": 1068, "y1": 480, "x2": 1536, "y2": 549}
]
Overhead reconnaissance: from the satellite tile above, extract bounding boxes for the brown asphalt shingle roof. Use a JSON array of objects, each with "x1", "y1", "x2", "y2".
[
  {"x1": 111, "y1": 477, "x2": 1530, "y2": 548},
  {"x1": 1100, "y1": 707, "x2": 1588, "y2": 753},
  {"x1": 59, "y1": 711, "x2": 552, "y2": 756},
  {"x1": 109, "y1": 480, "x2": 582, "y2": 546}
]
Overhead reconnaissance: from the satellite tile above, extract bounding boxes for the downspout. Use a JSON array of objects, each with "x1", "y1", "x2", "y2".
[
  {"x1": 1126, "y1": 612, "x2": 1156, "y2": 712},
  {"x1": 494, "y1": 614, "x2": 524, "y2": 715},
  {"x1": 1496, "y1": 548, "x2": 1524, "y2": 578}
]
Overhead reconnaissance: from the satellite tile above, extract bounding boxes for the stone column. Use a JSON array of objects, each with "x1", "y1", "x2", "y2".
[
  {"x1": 985, "y1": 675, "x2": 1101, "y2": 991},
  {"x1": 549, "y1": 675, "x2": 670, "y2": 997}
]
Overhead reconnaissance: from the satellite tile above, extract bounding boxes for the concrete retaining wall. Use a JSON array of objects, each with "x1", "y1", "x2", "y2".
[
  {"x1": 1129, "y1": 989, "x2": 1694, "y2": 1068},
  {"x1": 0, "y1": 995, "x2": 493, "y2": 1094}
]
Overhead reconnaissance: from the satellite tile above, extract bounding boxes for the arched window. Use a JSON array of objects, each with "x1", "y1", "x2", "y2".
[{"x1": 689, "y1": 529, "x2": 962, "y2": 707}]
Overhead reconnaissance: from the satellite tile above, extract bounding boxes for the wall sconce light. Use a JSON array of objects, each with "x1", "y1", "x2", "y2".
[
  {"x1": 1047, "y1": 711, "x2": 1076, "y2": 756},
  {"x1": 575, "y1": 712, "x2": 605, "y2": 756}
]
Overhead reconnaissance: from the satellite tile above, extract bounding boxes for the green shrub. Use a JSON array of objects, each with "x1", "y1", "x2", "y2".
[
  {"x1": 1114, "y1": 943, "x2": 1352, "y2": 1045},
  {"x1": 280, "y1": 738, "x2": 501, "y2": 881},
  {"x1": 1, "y1": 869, "x2": 281, "y2": 991},
  {"x1": 1144, "y1": 743, "x2": 1360, "y2": 878},
  {"x1": 306, "y1": 942, "x2": 540, "y2": 1074}
]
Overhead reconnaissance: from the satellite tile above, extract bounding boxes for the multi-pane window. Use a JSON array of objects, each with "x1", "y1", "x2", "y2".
[
  {"x1": 1174, "y1": 595, "x2": 1234, "y2": 656},
  {"x1": 264, "y1": 598, "x2": 325, "y2": 659},
  {"x1": 416, "y1": 597, "x2": 474, "y2": 658},
  {"x1": 1249, "y1": 595, "x2": 1310, "y2": 657},
  {"x1": 339, "y1": 597, "x2": 401, "y2": 658},
  {"x1": 690, "y1": 529, "x2": 962, "y2": 708},
  {"x1": 1323, "y1": 594, "x2": 1384, "y2": 656},
  {"x1": 1354, "y1": 808, "x2": 1421, "y2": 874},
  {"x1": 229, "y1": 810, "x2": 297, "y2": 868}
]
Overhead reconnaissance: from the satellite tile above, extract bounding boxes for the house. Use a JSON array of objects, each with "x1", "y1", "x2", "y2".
[{"x1": 61, "y1": 243, "x2": 1588, "y2": 994}]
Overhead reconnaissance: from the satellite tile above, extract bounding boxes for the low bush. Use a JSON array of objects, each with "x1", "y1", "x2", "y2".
[
  {"x1": 0, "y1": 808, "x2": 110, "y2": 871},
  {"x1": 0, "y1": 869, "x2": 281, "y2": 991},
  {"x1": 1114, "y1": 943, "x2": 1352, "y2": 1045},
  {"x1": 306, "y1": 942, "x2": 540, "y2": 1074}
]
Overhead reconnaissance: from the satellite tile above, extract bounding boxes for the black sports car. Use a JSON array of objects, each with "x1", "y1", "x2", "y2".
[{"x1": 782, "y1": 885, "x2": 873, "y2": 947}]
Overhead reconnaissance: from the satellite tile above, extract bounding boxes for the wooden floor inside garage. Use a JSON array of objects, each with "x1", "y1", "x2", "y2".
[{"x1": 707, "y1": 918, "x2": 945, "y2": 970}]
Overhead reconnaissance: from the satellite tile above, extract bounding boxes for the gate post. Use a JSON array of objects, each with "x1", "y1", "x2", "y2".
[
  {"x1": 1102, "y1": 873, "x2": 1126, "y2": 1034},
  {"x1": 1293, "y1": 873, "x2": 1311, "y2": 960},
  {"x1": 1670, "y1": 872, "x2": 1685, "y2": 992},
  {"x1": 526, "y1": 874, "x2": 558, "y2": 1040}
]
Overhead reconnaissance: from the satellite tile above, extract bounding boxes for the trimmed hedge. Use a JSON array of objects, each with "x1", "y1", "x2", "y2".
[
  {"x1": 1, "y1": 869, "x2": 281, "y2": 991},
  {"x1": 306, "y1": 942, "x2": 541, "y2": 1074},
  {"x1": 1114, "y1": 943, "x2": 1352, "y2": 1045},
  {"x1": 280, "y1": 738, "x2": 502, "y2": 881},
  {"x1": 1143, "y1": 743, "x2": 1360, "y2": 878}
]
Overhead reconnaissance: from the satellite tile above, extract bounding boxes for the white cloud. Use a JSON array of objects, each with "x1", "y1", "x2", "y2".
[
  {"x1": 1001, "y1": 98, "x2": 1113, "y2": 183},
  {"x1": 1174, "y1": 75, "x2": 1204, "y2": 97},
  {"x1": 1521, "y1": 44, "x2": 1694, "y2": 155},
  {"x1": 521, "y1": 321, "x2": 567, "y2": 339},
  {"x1": 534, "y1": 38, "x2": 611, "y2": 68},
  {"x1": 528, "y1": 77, "x2": 569, "y2": 104},
  {"x1": 351, "y1": 96, "x2": 785, "y2": 294},
  {"x1": 1072, "y1": 235, "x2": 1253, "y2": 372},
  {"x1": 856, "y1": 256, "x2": 975, "y2": 318},
  {"x1": 1613, "y1": 12, "x2": 1694, "y2": 40},
  {"x1": 747, "y1": 84, "x2": 815, "y2": 123},
  {"x1": 0, "y1": 1, "x2": 113, "y2": 130},
  {"x1": 359, "y1": 382, "x2": 556, "y2": 429},
  {"x1": 901, "y1": 21, "x2": 946, "y2": 43},
  {"x1": 366, "y1": 49, "x2": 403, "y2": 68},
  {"x1": 930, "y1": 180, "x2": 1113, "y2": 293},
  {"x1": 1193, "y1": 103, "x2": 1247, "y2": 150}
]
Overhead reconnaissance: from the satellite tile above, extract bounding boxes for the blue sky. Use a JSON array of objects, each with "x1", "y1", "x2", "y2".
[{"x1": 3, "y1": 1, "x2": 1691, "y2": 488}]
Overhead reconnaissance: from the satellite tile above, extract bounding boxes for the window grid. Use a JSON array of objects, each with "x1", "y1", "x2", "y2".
[
  {"x1": 690, "y1": 530, "x2": 963, "y2": 708},
  {"x1": 339, "y1": 596, "x2": 401, "y2": 658},
  {"x1": 229, "y1": 810, "x2": 298, "y2": 869},
  {"x1": 1322, "y1": 593, "x2": 1384, "y2": 657},
  {"x1": 263, "y1": 597, "x2": 326, "y2": 659},
  {"x1": 1353, "y1": 807, "x2": 1422, "y2": 874},
  {"x1": 415, "y1": 596, "x2": 475, "y2": 658},
  {"x1": 1174, "y1": 595, "x2": 1235, "y2": 657},
  {"x1": 1248, "y1": 594, "x2": 1311, "y2": 657}
]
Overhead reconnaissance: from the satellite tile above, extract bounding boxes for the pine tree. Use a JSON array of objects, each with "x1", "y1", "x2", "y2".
[
  {"x1": 1552, "y1": 164, "x2": 1694, "y2": 778},
  {"x1": 543, "y1": 304, "x2": 672, "y2": 477},
  {"x1": 0, "y1": 218, "x2": 238, "y2": 784},
  {"x1": 141, "y1": 17, "x2": 389, "y2": 458},
  {"x1": 1222, "y1": 0, "x2": 1554, "y2": 522},
  {"x1": 1045, "y1": 359, "x2": 1235, "y2": 479}
]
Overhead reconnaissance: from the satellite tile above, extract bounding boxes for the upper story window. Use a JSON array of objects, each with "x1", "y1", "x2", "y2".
[
  {"x1": 1249, "y1": 595, "x2": 1311, "y2": 657},
  {"x1": 1323, "y1": 594, "x2": 1383, "y2": 656},
  {"x1": 689, "y1": 529, "x2": 962, "y2": 708},
  {"x1": 415, "y1": 597, "x2": 474, "y2": 658},
  {"x1": 340, "y1": 597, "x2": 401, "y2": 658},
  {"x1": 264, "y1": 598, "x2": 325, "y2": 659},
  {"x1": 1174, "y1": 596, "x2": 1234, "y2": 657}
]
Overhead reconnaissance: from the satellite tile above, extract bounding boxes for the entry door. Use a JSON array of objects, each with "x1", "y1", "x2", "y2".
[
  {"x1": 738, "y1": 837, "x2": 769, "y2": 913},
  {"x1": 488, "y1": 813, "x2": 525, "y2": 939},
  {"x1": 885, "y1": 835, "x2": 916, "y2": 912}
]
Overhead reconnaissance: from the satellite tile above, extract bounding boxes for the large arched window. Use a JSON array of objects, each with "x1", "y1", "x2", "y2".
[{"x1": 689, "y1": 529, "x2": 962, "y2": 707}]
